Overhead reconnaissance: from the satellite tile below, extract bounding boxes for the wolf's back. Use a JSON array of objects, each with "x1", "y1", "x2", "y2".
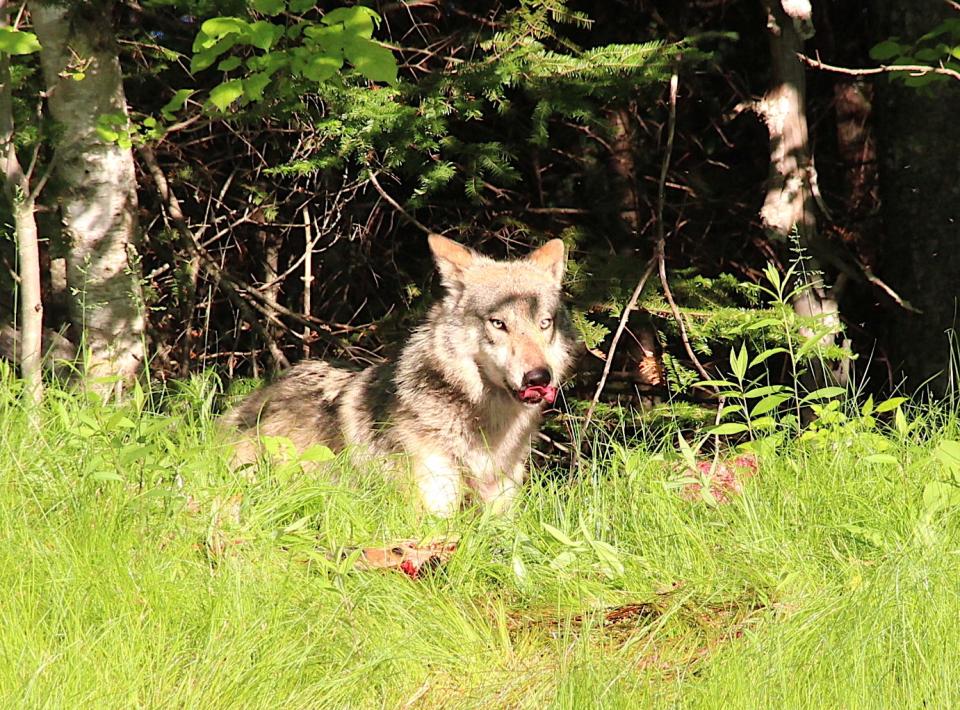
[{"x1": 221, "y1": 360, "x2": 364, "y2": 463}]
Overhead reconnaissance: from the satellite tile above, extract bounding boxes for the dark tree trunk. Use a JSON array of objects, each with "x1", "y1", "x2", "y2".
[
  {"x1": 606, "y1": 106, "x2": 666, "y2": 407},
  {"x1": 873, "y1": 1, "x2": 960, "y2": 395}
]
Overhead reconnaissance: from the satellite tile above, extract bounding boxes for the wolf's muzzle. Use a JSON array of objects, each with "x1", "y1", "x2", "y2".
[{"x1": 521, "y1": 367, "x2": 552, "y2": 388}]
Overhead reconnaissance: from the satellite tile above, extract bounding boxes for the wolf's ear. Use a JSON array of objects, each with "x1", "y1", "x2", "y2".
[
  {"x1": 528, "y1": 239, "x2": 566, "y2": 285},
  {"x1": 428, "y1": 234, "x2": 476, "y2": 289}
]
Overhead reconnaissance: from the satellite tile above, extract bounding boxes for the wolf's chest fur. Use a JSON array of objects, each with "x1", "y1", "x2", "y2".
[{"x1": 222, "y1": 235, "x2": 578, "y2": 516}]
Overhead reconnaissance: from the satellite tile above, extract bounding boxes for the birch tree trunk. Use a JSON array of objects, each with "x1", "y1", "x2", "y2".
[
  {"x1": 757, "y1": 0, "x2": 843, "y2": 372},
  {"x1": 29, "y1": 0, "x2": 144, "y2": 392},
  {"x1": 0, "y1": 13, "x2": 42, "y2": 407}
]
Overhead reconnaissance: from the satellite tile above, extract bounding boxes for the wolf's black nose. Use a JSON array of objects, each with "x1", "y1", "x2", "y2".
[{"x1": 522, "y1": 367, "x2": 552, "y2": 387}]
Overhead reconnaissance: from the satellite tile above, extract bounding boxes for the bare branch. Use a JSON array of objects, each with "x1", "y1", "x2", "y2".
[
  {"x1": 799, "y1": 53, "x2": 960, "y2": 83},
  {"x1": 583, "y1": 257, "x2": 658, "y2": 430},
  {"x1": 367, "y1": 169, "x2": 443, "y2": 238},
  {"x1": 656, "y1": 69, "x2": 713, "y2": 383}
]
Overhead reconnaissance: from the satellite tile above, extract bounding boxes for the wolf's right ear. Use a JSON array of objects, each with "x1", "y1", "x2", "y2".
[{"x1": 428, "y1": 234, "x2": 475, "y2": 290}]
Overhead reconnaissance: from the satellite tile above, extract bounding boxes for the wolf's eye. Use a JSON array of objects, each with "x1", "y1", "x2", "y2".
[
  {"x1": 539, "y1": 317, "x2": 553, "y2": 330},
  {"x1": 489, "y1": 318, "x2": 506, "y2": 330}
]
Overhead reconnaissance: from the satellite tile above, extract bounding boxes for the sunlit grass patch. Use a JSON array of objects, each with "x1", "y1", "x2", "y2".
[{"x1": 1, "y1": 372, "x2": 959, "y2": 707}]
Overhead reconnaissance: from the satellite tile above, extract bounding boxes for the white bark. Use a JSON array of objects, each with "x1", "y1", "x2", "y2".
[
  {"x1": 0, "y1": 26, "x2": 43, "y2": 407},
  {"x1": 11, "y1": 198, "x2": 43, "y2": 403},
  {"x1": 30, "y1": 1, "x2": 145, "y2": 391},
  {"x1": 759, "y1": 0, "x2": 843, "y2": 365}
]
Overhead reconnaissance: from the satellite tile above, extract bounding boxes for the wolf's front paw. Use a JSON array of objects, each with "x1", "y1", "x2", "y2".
[{"x1": 415, "y1": 453, "x2": 463, "y2": 517}]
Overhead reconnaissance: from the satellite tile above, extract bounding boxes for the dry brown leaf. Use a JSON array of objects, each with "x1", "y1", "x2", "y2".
[{"x1": 352, "y1": 536, "x2": 458, "y2": 578}]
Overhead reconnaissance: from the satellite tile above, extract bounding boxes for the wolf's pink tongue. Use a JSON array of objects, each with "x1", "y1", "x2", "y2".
[{"x1": 519, "y1": 385, "x2": 558, "y2": 405}]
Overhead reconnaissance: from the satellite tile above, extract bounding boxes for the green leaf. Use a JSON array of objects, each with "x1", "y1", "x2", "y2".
[
  {"x1": 729, "y1": 343, "x2": 748, "y2": 380},
  {"x1": 870, "y1": 40, "x2": 903, "y2": 61},
  {"x1": 800, "y1": 386, "x2": 846, "y2": 404},
  {"x1": 707, "y1": 422, "x2": 749, "y2": 436},
  {"x1": 248, "y1": 21, "x2": 283, "y2": 51},
  {"x1": 677, "y1": 432, "x2": 698, "y2": 470},
  {"x1": 192, "y1": 30, "x2": 216, "y2": 52},
  {"x1": 262, "y1": 435, "x2": 298, "y2": 460},
  {"x1": 751, "y1": 416, "x2": 777, "y2": 430},
  {"x1": 252, "y1": 0, "x2": 285, "y2": 15},
  {"x1": 218, "y1": 56, "x2": 242, "y2": 71},
  {"x1": 749, "y1": 347, "x2": 788, "y2": 368},
  {"x1": 751, "y1": 394, "x2": 791, "y2": 417},
  {"x1": 934, "y1": 440, "x2": 960, "y2": 476},
  {"x1": 161, "y1": 89, "x2": 193, "y2": 118},
  {"x1": 543, "y1": 522, "x2": 577, "y2": 547},
  {"x1": 762, "y1": 263, "x2": 782, "y2": 293},
  {"x1": 903, "y1": 73, "x2": 941, "y2": 89},
  {"x1": 289, "y1": 0, "x2": 316, "y2": 11},
  {"x1": 209, "y1": 79, "x2": 244, "y2": 111},
  {"x1": 0, "y1": 28, "x2": 41, "y2": 55},
  {"x1": 92, "y1": 470, "x2": 125, "y2": 483},
  {"x1": 922, "y1": 480, "x2": 960, "y2": 517},
  {"x1": 200, "y1": 17, "x2": 251, "y2": 40},
  {"x1": 549, "y1": 550, "x2": 577, "y2": 570},
  {"x1": 512, "y1": 554, "x2": 527, "y2": 582},
  {"x1": 875, "y1": 396, "x2": 907, "y2": 413},
  {"x1": 745, "y1": 318, "x2": 782, "y2": 331},
  {"x1": 698, "y1": 379, "x2": 737, "y2": 389},
  {"x1": 344, "y1": 37, "x2": 397, "y2": 84},
  {"x1": 243, "y1": 72, "x2": 273, "y2": 101},
  {"x1": 914, "y1": 47, "x2": 944, "y2": 62},
  {"x1": 589, "y1": 539, "x2": 625, "y2": 577},
  {"x1": 96, "y1": 124, "x2": 120, "y2": 142},
  {"x1": 743, "y1": 384, "x2": 789, "y2": 399},
  {"x1": 118, "y1": 444, "x2": 154, "y2": 465},
  {"x1": 300, "y1": 444, "x2": 335, "y2": 462},
  {"x1": 322, "y1": 6, "x2": 379, "y2": 38},
  {"x1": 895, "y1": 406, "x2": 909, "y2": 435},
  {"x1": 302, "y1": 52, "x2": 343, "y2": 82},
  {"x1": 719, "y1": 404, "x2": 744, "y2": 418},
  {"x1": 796, "y1": 328, "x2": 835, "y2": 360},
  {"x1": 190, "y1": 36, "x2": 238, "y2": 73}
]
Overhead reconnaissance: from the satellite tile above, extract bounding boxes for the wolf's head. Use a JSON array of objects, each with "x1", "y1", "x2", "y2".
[{"x1": 428, "y1": 235, "x2": 578, "y2": 406}]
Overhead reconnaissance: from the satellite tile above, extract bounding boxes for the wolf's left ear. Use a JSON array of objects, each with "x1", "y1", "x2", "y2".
[
  {"x1": 428, "y1": 234, "x2": 476, "y2": 289},
  {"x1": 528, "y1": 239, "x2": 566, "y2": 285}
]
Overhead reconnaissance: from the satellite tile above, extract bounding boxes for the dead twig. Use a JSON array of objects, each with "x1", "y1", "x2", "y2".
[
  {"x1": 656, "y1": 69, "x2": 713, "y2": 383},
  {"x1": 138, "y1": 145, "x2": 292, "y2": 370},
  {"x1": 583, "y1": 257, "x2": 658, "y2": 430},
  {"x1": 798, "y1": 52, "x2": 960, "y2": 83},
  {"x1": 367, "y1": 169, "x2": 443, "y2": 238}
]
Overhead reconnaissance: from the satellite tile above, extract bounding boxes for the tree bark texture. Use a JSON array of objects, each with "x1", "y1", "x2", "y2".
[
  {"x1": 606, "y1": 107, "x2": 666, "y2": 406},
  {"x1": 758, "y1": 0, "x2": 842, "y2": 357},
  {"x1": 30, "y1": 1, "x2": 145, "y2": 389},
  {"x1": 0, "y1": 26, "x2": 43, "y2": 406},
  {"x1": 873, "y1": 0, "x2": 960, "y2": 394}
]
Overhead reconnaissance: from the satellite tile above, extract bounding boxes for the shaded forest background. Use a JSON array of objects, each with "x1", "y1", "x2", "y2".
[{"x1": 1, "y1": 0, "x2": 958, "y2": 422}]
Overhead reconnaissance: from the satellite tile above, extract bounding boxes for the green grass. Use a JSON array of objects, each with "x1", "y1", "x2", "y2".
[{"x1": 2, "y1": 372, "x2": 960, "y2": 708}]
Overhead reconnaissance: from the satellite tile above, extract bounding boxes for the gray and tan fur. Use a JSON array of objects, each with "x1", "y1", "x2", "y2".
[{"x1": 222, "y1": 235, "x2": 578, "y2": 516}]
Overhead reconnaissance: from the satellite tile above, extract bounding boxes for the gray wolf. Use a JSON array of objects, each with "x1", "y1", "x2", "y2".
[{"x1": 222, "y1": 235, "x2": 578, "y2": 516}]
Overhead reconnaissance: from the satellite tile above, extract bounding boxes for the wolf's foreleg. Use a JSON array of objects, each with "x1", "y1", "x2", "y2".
[
  {"x1": 413, "y1": 452, "x2": 463, "y2": 517},
  {"x1": 475, "y1": 462, "x2": 525, "y2": 515}
]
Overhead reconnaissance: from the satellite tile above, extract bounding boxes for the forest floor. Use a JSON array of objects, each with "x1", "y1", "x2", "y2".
[{"x1": 2, "y1": 374, "x2": 960, "y2": 708}]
